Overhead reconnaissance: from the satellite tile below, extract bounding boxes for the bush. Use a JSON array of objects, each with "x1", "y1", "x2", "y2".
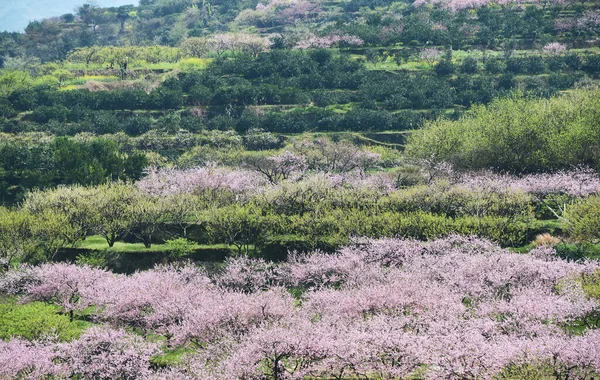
[
  {"x1": 506, "y1": 58, "x2": 527, "y2": 74},
  {"x1": 76, "y1": 251, "x2": 108, "y2": 268},
  {"x1": 30, "y1": 105, "x2": 70, "y2": 123},
  {"x1": 405, "y1": 88, "x2": 600, "y2": 173},
  {"x1": 583, "y1": 54, "x2": 600, "y2": 73},
  {"x1": 0, "y1": 100, "x2": 17, "y2": 118},
  {"x1": 341, "y1": 108, "x2": 393, "y2": 131},
  {"x1": 459, "y1": 57, "x2": 478, "y2": 74},
  {"x1": 524, "y1": 56, "x2": 546, "y2": 74},
  {"x1": 434, "y1": 59, "x2": 456, "y2": 76},
  {"x1": 565, "y1": 196, "x2": 600, "y2": 243},
  {"x1": 164, "y1": 238, "x2": 196, "y2": 260},
  {"x1": 564, "y1": 54, "x2": 582, "y2": 70},
  {"x1": 484, "y1": 59, "x2": 505, "y2": 74},
  {"x1": 554, "y1": 243, "x2": 600, "y2": 262}
]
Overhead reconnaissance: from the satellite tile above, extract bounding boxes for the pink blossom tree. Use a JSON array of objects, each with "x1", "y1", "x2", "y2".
[
  {"x1": 62, "y1": 327, "x2": 160, "y2": 380},
  {"x1": 244, "y1": 151, "x2": 308, "y2": 184},
  {"x1": 25, "y1": 263, "x2": 112, "y2": 322},
  {"x1": 2, "y1": 234, "x2": 600, "y2": 378},
  {"x1": 0, "y1": 339, "x2": 66, "y2": 379},
  {"x1": 294, "y1": 34, "x2": 364, "y2": 49},
  {"x1": 543, "y1": 42, "x2": 568, "y2": 55}
]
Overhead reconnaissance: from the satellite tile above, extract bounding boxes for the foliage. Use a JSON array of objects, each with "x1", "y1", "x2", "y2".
[
  {"x1": 406, "y1": 89, "x2": 600, "y2": 173},
  {"x1": 164, "y1": 238, "x2": 196, "y2": 260},
  {"x1": 565, "y1": 196, "x2": 600, "y2": 243}
]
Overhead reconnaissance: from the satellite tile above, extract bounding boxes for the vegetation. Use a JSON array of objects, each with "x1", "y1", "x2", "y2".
[
  {"x1": 405, "y1": 88, "x2": 600, "y2": 173},
  {"x1": 2, "y1": 0, "x2": 600, "y2": 378}
]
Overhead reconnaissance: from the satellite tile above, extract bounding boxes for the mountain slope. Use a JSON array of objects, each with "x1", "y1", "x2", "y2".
[{"x1": 0, "y1": 0, "x2": 138, "y2": 32}]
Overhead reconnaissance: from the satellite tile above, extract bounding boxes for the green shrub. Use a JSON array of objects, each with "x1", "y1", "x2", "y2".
[
  {"x1": 554, "y1": 243, "x2": 600, "y2": 262},
  {"x1": 581, "y1": 270, "x2": 600, "y2": 301},
  {"x1": 459, "y1": 57, "x2": 478, "y2": 74},
  {"x1": 453, "y1": 216, "x2": 529, "y2": 247},
  {"x1": 164, "y1": 238, "x2": 196, "y2": 260},
  {"x1": 76, "y1": 251, "x2": 108, "y2": 268},
  {"x1": 434, "y1": 59, "x2": 456, "y2": 76},
  {"x1": 484, "y1": 59, "x2": 505, "y2": 74},
  {"x1": 405, "y1": 89, "x2": 600, "y2": 173},
  {"x1": 565, "y1": 196, "x2": 600, "y2": 243}
]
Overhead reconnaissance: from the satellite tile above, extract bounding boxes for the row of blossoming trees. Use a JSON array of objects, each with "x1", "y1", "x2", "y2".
[
  {"x1": 2, "y1": 157, "x2": 600, "y2": 263},
  {"x1": 3, "y1": 130, "x2": 600, "y2": 263},
  {"x1": 0, "y1": 235, "x2": 599, "y2": 378}
]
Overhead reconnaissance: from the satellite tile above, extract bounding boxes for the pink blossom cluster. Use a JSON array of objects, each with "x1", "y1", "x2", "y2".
[
  {"x1": 554, "y1": 11, "x2": 600, "y2": 33},
  {"x1": 543, "y1": 42, "x2": 568, "y2": 55},
  {"x1": 177, "y1": 236, "x2": 600, "y2": 379},
  {"x1": 256, "y1": 0, "x2": 306, "y2": 11},
  {"x1": 412, "y1": 0, "x2": 577, "y2": 12},
  {"x1": 22, "y1": 263, "x2": 113, "y2": 319},
  {"x1": 555, "y1": 18, "x2": 578, "y2": 32},
  {"x1": 458, "y1": 167, "x2": 600, "y2": 197},
  {"x1": 379, "y1": 24, "x2": 405, "y2": 40},
  {"x1": 256, "y1": 0, "x2": 321, "y2": 23},
  {"x1": 580, "y1": 10, "x2": 600, "y2": 29},
  {"x1": 419, "y1": 47, "x2": 443, "y2": 62},
  {"x1": 137, "y1": 167, "x2": 395, "y2": 199},
  {"x1": 207, "y1": 33, "x2": 273, "y2": 56},
  {"x1": 287, "y1": 171, "x2": 396, "y2": 193},
  {"x1": 137, "y1": 166, "x2": 266, "y2": 196},
  {"x1": 2, "y1": 235, "x2": 599, "y2": 378},
  {"x1": 294, "y1": 34, "x2": 364, "y2": 49},
  {"x1": 413, "y1": 0, "x2": 496, "y2": 12},
  {"x1": 0, "y1": 327, "x2": 158, "y2": 380},
  {"x1": 0, "y1": 339, "x2": 68, "y2": 379}
]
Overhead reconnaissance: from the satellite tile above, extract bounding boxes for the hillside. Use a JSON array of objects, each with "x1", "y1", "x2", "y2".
[
  {"x1": 0, "y1": 0, "x2": 139, "y2": 33},
  {"x1": 2, "y1": 1, "x2": 600, "y2": 379}
]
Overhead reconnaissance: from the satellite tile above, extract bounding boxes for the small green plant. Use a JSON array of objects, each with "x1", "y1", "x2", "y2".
[
  {"x1": 76, "y1": 251, "x2": 108, "y2": 268},
  {"x1": 164, "y1": 238, "x2": 196, "y2": 260}
]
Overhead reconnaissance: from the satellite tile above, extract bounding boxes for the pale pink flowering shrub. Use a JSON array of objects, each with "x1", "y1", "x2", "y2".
[
  {"x1": 63, "y1": 327, "x2": 160, "y2": 380},
  {"x1": 216, "y1": 256, "x2": 284, "y2": 292},
  {"x1": 348, "y1": 236, "x2": 424, "y2": 267},
  {"x1": 555, "y1": 18, "x2": 578, "y2": 32},
  {"x1": 302, "y1": 274, "x2": 464, "y2": 319},
  {"x1": 0, "y1": 339, "x2": 66, "y2": 379},
  {"x1": 579, "y1": 10, "x2": 600, "y2": 29},
  {"x1": 137, "y1": 165, "x2": 265, "y2": 196},
  {"x1": 530, "y1": 245, "x2": 559, "y2": 261},
  {"x1": 0, "y1": 264, "x2": 35, "y2": 294},
  {"x1": 171, "y1": 287, "x2": 295, "y2": 346},
  {"x1": 419, "y1": 47, "x2": 443, "y2": 62},
  {"x1": 518, "y1": 331, "x2": 600, "y2": 380},
  {"x1": 25, "y1": 262, "x2": 112, "y2": 320},
  {"x1": 294, "y1": 34, "x2": 364, "y2": 49},
  {"x1": 95, "y1": 263, "x2": 212, "y2": 336},
  {"x1": 413, "y1": 0, "x2": 568, "y2": 12},
  {"x1": 543, "y1": 42, "x2": 567, "y2": 55},
  {"x1": 459, "y1": 167, "x2": 600, "y2": 197},
  {"x1": 286, "y1": 249, "x2": 369, "y2": 289},
  {"x1": 255, "y1": 0, "x2": 321, "y2": 24}
]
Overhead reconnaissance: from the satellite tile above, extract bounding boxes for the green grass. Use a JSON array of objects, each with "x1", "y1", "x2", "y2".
[
  {"x1": 76, "y1": 235, "x2": 230, "y2": 253},
  {"x1": 509, "y1": 243, "x2": 536, "y2": 254},
  {"x1": 151, "y1": 346, "x2": 196, "y2": 367},
  {"x1": 0, "y1": 296, "x2": 92, "y2": 341}
]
